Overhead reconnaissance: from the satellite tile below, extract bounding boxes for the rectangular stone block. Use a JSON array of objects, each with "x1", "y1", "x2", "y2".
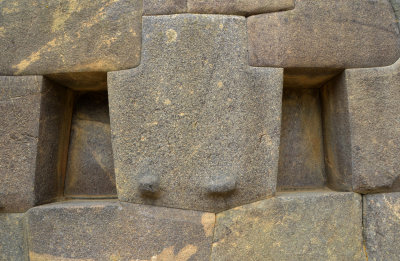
[
  {"x1": 248, "y1": 0, "x2": 400, "y2": 68},
  {"x1": 108, "y1": 14, "x2": 283, "y2": 212},
  {"x1": 0, "y1": 76, "x2": 70, "y2": 212},
  {"x1": 278, "y1": 88, "x2": 326, "y2": 190},
  {"x1": 187, "y1": 0, "x2": 294, "y2": 16},
  {"x1": 26, "y1": 201, "x2": 215, "y2": 260},
  {"x1": 322, "y1": 59, "x2": 400, "y2": 192},
  {"x1": 0, "y1": 214, "x2": 27, "y2": 261},
  {"x1": 0, "y1": 0, "x2": 142, "y2": 75},
  {"x1": 64, "y1": 92, "x2": 116, "y2": 198},
  {"x1": 364, "y1": 192, "x2": 400, "y2": 260},
  {"x1": 211, "y1": 191, "x2": 365, "y2": 260}
]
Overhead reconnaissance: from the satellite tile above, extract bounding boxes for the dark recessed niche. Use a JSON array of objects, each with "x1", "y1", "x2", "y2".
[
  {"x1": 277, "y1": 69, "x2": 346, "y2": 191},
  {"x1": 64, "y1": 91, "x2": 117, "y2": 198}
]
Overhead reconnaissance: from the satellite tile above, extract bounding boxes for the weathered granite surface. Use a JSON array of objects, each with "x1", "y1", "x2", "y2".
[
  {"x1": 144, "y1": 0, "x2": 187, "y2": 15},
  {"x1": 278, "y1": 88, "x2": 326, "y2": 190},
  {"x1": 187, "y1": 0, "x2": 294, "y2": 16},
  {"x1": 0, "y1": 76, "x2": 70, "y2": 212},
  {"x1": 27, "y1": 201, "x2": 215, "y2": 260},
  {"x1": 364, "y1": 192, "x2": 400, "y2": 260},
  {"x1": 0, "y1": 0, "x2": 142, "y2": 75},
  {"x1": 322, "y1": 59, "x2": 400, "y2": 193},
  {"x1": 64, "y1": 92, "x2": 116, "y2": 198},
  {"x1": 144, "y1": 0, "x2": 294, "y2": 15},
  {"x1": 0, "y1": 214, "x2": 27, "y2": 261},
  {"x1": 390, "y1": 0, "x2": 400, "y2": 26},
  {"x1": 248, "y1": 0, "x2": 400, "y2": 68},
  {"x1": 211, "y1": 191, "x2": 364, "y2": 260},
  {"x1": 108, "y1": 15, "x2": 283, "y2": 212}
]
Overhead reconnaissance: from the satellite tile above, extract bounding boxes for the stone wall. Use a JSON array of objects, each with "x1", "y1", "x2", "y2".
[{"x1": 1, "y1": 0, "x2": 400, "y2": 260}]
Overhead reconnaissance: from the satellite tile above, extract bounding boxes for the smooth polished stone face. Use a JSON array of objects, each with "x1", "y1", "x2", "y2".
[
  {"x1": 322, "y1": 59, "x2": 400, "y2": 193},
  {"x1": 211, "y1": 191, "x2": 364, "y2": 260},
  {"x1": 0, "y1": 76, "x2": 69, "y2": 212},
  {"x1": 0, "y1": 0, "x2": 142, "y2": 76},
  {"x1": 248, "y1": 0, "x2": 400, "y2": 68},
  {"x1": 108, "y1": 14, "x2": 283, "y2": 212},
  {"x1": 27, "y1": 201, "x2": 215, "y2": 260}
]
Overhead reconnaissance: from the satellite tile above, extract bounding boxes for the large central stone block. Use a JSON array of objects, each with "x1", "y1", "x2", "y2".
[
  {"x1": 108, "y1": 15, "x2": 283, "y2": 212},
  {"x1": 27, "y1": 201, "x2": 215, "y2": 260}
]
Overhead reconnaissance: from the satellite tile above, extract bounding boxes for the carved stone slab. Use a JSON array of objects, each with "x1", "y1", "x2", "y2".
[
  {"x1": 0, "y1": 76, "x2": 69, "y2": 212},
  {"x1": 211, "y1": 191, "x2": 364, "y2": 260},
  {"x1": 108, "y1": 14, "x2": 283, "y2": 212},
  {"x1": 27, "y1": 201, "x2": 215, "y2": 260}
]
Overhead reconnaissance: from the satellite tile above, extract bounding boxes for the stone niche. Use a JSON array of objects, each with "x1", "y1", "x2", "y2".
[
  {"x1": 0, "y1": 73, "x2": 116, "y2": 213},
  {"x1": 279, "y1": 58, "x2": 400, "y2": 193}
]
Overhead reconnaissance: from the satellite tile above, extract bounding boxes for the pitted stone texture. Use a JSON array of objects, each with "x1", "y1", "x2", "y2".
[
  {"x1": 390, "y1": 0, "x2": 400, "y2": 26},
  {"x1": 144, "y1": 0, "x2": 187, "y2": 15},
  {"x1": 108, "y1": 15, "x2": 283, "y2": 212},
  {"x1": 248, "y1": 0, "x2": 400, "y2": 68},
  {"x1": 322, "y1": 59, "x2": 400, "y2": 193},
  {"x1": 278, "y1": 88, "x2": 326, "y2": 190},
  {"x1": 27, "y1": 201, "x2": 215, "y2": 260},
  {"x1": 0, "y1": 76, "x2": 69, "y2": 212},
  {"x1": 187, "y1": 0, "x2": 294, "y2": 16},
  {"x1": 0, "y1": 0, "x2": 142, "y2": 75},
  {"x1": 64, "y1": 92, "x2": 116, "y2": 198},
  {"x1": 364, "y1": 193, "x2": 400, "y2": 260},
  {"x1": 0, "y1": 214, "x2": 27, "y2": 261},
  {"x1": 211, "y1": 191, "x2": 364, "y2": 261}
]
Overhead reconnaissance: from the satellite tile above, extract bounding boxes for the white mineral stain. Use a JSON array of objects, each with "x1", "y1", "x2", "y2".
[{"x1": 166, "y1": 29, "x2": 177, "y2": 43}]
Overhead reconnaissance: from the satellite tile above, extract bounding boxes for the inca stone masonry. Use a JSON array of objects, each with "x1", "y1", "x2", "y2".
[{"x1": 1, "y1": 0, "x2": 400, "y2": 260}]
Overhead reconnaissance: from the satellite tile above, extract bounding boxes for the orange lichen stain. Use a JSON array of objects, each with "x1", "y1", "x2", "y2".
[
  {"x1": 135, "y1": 245, "x2": 198, "y2": 261},
  {"x1": 52, "y1": 0, "x2": 82, "y2": 32},
  {"x1": 201, "y1": 213, "x2": 215, "y2": 237},
  {"x1": 29, "y1": 252, "x2": 95, "y2": 261},
  {"x1": 13, "y1": 38, "x2": 58, "y2": 74}
]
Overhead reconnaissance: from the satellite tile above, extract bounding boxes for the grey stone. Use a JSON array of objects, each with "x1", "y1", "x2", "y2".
[
  {"x1": 0, "y1": 214, "x2": 27, "y2": 261},
  {"x1": 144, "y1": 0, "x2": 187, "y2": 15},
  {"x1": 108, "y1": 14, "x2": 283, "y2": 212},
  {"x1": 211, "y1": 191, "x2": 365, "y2": 261},
  {"x1": 64, "y1": 92, "x2": 116, "y2": 198},
  {"x1": 0, "y1": 76, "x2": 70, "y2": 212},
  {"x1": 278, "y1": 88, "x2": 326, "y2": 190},
  {"x1": 390, "y1": 0, "x2": 400, "y2": 26},
  {"x1": 0, "y1": 0, "x2": 142, "y2": 76},
  {"x1": 187, "y1": 0, "x2": 294, "y2": 16},
  {"x1": 364, "y1": 192, "x2": 400, "y2": 260},
  {"x1": 248, "y1": 0, "x2": 400, "y2": 68},
  {"x1": 26, "y1": 201, "x2": 215, "y2": 260},
  {"x1": 322, "y1": 59, "x2": 400, "y2": 193}
]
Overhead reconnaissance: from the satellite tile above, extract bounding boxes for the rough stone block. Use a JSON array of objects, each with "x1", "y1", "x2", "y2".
[
  {"x1": 0, "y1": 0, "x2": 142, "y2": 75},
  {"x1": 364, "y1": 192, "x2": 400, "y2": 260},
  {"x1": 278, "y1": 88, "x2": 326, "y2": 190},
  {"x1": 390, "y1": 0, "x2": 400, "y2": 26},
  {"x1": 0, "y1": 76, "x2": 70, "y2": 212},
  {"x1": 211, "y1": 191, "x2": 364, "y2": 260},
  {"x1": 187, "y1": 0, "x2": 294, "y2": 16},
  {"x1": 0, "y1": 214, "x2": 27, "y2": 261},
  {"x1": 144, "y1": 0, "x2": 188, "y2": 15},
  {"x1": 108, "y1": 14, "x2": 283, "y2": 212},
  {"x1": 26, "y1": 201, "x2": 215, "y2": 260},
  {"x1": 64, "y1": 92, "x2": 116, "y2": 198},
  {"x1": 322, "y1": 59, "x2": 400, "y2": 192},
  {"x1": 248, "y1": 0, "x2": 400, "y2": 68}
]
